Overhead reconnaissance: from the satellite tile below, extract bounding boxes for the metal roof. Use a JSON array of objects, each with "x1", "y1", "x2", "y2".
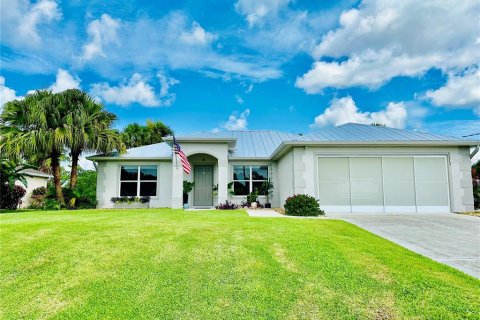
[
  {"x1": 19, "y1": 168, "x2": 53, "y2": 178},
  {"x1": 295, "y1": 123, "x2": 476, "y2": 142},
  {"x1": 169, "y1": 130, "x2": 300, "y2": 158},
  {"x1": 89, "y1": 124, "x2": 479, "y2": 161}
]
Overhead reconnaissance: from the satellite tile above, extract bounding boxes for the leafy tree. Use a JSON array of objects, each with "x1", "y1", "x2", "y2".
[
  {"x1": 0, "y1": 91, "x2": 67, "y2": 205},
  {"x1": 0, "y1": 159, "x2": 34, "y2": 188},
  {"x1": 61, "y1": 89, "x2": 124, "y2": 189},
  {"x1": 121, "y1": 120, "x2": 173, "y2": 148}
]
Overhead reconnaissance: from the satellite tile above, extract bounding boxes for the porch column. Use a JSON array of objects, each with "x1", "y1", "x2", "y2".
[
  {"x1": 217, "y1": 158, "x2": 228, "y2": 205},
  {"x1": 171, "y1": 165, "x2": 183, "y2": 209}
]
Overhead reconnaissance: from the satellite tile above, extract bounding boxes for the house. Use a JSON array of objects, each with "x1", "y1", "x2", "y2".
[
  {"x1": 16, "y1": 169, "x2": 53, "y2": 208},
  {"x1": 88, "y1": 123, "x2": 479, "y2": 213}
]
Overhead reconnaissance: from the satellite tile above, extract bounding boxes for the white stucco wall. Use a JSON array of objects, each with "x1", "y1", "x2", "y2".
[
  {"x1": 96, "y1": 160, "x2": 172, "y2": 208},
  {"x1": 286, "y1": 145, "x2": 474, "y2": 212},
  {"x1": 277, "y1": 150, "x2": 294, "y2": 208},
  {"x1": 16, "y1": 176, "x2": 49, "y2": 208}
]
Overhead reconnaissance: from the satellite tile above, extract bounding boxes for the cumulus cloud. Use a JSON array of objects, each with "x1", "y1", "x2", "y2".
[
  {"x1": 81, "y1": 14, "x2": 121, "y2": 61},
  {"x1": 49, "y1": 69, "x2": 81, "y2": 93},
  {"x1": 91, "y1": 73, "x2": 178, "y2": 107},
  {"x1": 223, "y1": 109, "x2": 250, "y2": 130},
  {"x1": 180, "y1": 22, "x2": 217, "y2": 45},
  {"x1": 0, "y1": 77, "x2": 22, "y2": 111},
  {"x1": 426, "y1": 68, "x2": 480, "y2": 114},
  {"x1": 310, "y1": 96, "x2": 407, "y2": 129},
  {"x1": 235, "y1": 0, "x2": 291, "y2": 27},
  {"x1": 1, "y1": 0, "x2": 61, "y2": 47},
  {"x1": 297, "y1": 0, "x2": 480, "y2": 93}
]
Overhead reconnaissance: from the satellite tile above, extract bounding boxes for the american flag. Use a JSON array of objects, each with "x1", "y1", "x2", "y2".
[{"x1": 173, "y1": 137, "x2": 191, "y2": 174}]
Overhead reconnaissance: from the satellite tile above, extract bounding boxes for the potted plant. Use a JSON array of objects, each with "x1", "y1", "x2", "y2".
[
  {"x1": 247, "y1": 190, "x2": 258, "y2": 209},
  {"x1": 183, "y1": 180, "x2": 194, "y2": 208},
  {"x1": 262, "y1": 179, "x2": 274, "y2": 208}
]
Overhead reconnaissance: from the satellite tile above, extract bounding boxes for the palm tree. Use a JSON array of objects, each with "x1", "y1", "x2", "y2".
[
  {"x1": 60, "y1": 89, "x2": 124, "y2": 189},
  {"x1": 0, "y1": 91, "x2": 67, "y2": 205},
  {"x1": 121, "y1": 120, "x2": 173, "y2": 148}
]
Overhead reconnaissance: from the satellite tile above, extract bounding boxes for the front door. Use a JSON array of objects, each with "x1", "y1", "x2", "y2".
[{"x1": 194, "y1": 165, "x2": 213, "y2": 206}]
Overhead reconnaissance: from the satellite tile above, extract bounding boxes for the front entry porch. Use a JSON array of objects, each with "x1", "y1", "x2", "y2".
[{"x1": 171, "y1": 152, "x2": 229, "y2": 209}]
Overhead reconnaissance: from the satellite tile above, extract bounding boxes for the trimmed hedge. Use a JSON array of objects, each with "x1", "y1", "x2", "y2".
[{"x1": 284, "y1": 194, "x2": 324, "y2": 216}]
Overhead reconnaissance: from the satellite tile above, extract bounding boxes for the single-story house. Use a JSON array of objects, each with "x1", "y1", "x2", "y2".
[
  {"x1": 16, "y1": 169, "x2": 53, "y2": 208},
  {"x1": 88, "y1": 123, "x2": 479, "y2": 213}
]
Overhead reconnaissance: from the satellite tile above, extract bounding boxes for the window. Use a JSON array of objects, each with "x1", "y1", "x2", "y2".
[
  {"x1": 233, "y1": 165, "x2": 269, "y2": 195},
  {"x1": 120, "y1": 165, "x2": 157, "y2": 197}
]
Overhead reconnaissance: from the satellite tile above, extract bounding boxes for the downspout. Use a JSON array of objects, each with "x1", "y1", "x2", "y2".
[{"x1": 471, "y1": 145, "x2": 480, "y2": 159}]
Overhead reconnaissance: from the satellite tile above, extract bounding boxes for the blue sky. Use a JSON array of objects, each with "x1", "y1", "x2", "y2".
[{"x1": 1, "y1": 0, "x2": 479, "y2": 137}]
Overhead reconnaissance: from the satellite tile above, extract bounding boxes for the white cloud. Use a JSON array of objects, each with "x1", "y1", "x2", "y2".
[
  {"x1": 91, "y1": 74, "x2": 159, "y2": 107},
  {"x1": 81, "y1": 14, "x2": 120, "y2": 61},
  {"x1": 91, "y1": 73, "x2": 178, "y2": 107},
  {"x1": 157, "y1": 72, "x2": 179, "y2": 107},
  {"x1": 26, "y1": 69, "x2": 81, "y2": 94},
  {"x1": 235, "y1": 0, "x2": 291, "y2": 27},
  {"x1": 310, "y1": 96, "x2": 407, "y2": 129},
  {"x1": 0, "y1": 77, "x2": 22, "y2": 111},
  {"x1": 223, "y1": 109, "x2": 250, "y2": 130},
  {"x1": 79, "y1": 12, "x2": 281, "y2": 81},
  {"x1": 1, "y1": 0, "x2": 61, "y2": 47},
  {"x1": 180, "y1": 22, "x2": 217, "y2": 45},
  {"x1": 297, "y1": 0, "x2": 480, "y2": 93},
  {"x1": 49, "y1": 69, "x2": 81, "y2": 93},
  {"x1": 426, "y1": 68, "x2": 480, "y2": 114},
  {"x1": 235, "y1": 94, "x2": 244, "y2": 104}
]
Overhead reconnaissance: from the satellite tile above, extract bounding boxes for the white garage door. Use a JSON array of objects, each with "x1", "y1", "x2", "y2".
[{"x1": 317, "y1": 156, "x2": 450, "y2": 213}]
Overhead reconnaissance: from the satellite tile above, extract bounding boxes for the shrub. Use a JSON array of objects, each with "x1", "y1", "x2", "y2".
[
  {"x1": 246, "y1": 191, "x2": 258, "y2": 203},
  {"x1": 111, "y1": 196, "x2": 150, "y2": 204},
  {"x1": 0, "y1": 184, "x2": 26, "y2": 209},
  {"x1": 216, "y1": 200, "x2": 239, "y2": 210},
  {"x1": 474, "y1": 180, "x2": 479, "y2": 210},
  {"x1": 43, "y1": 198, "x2": 62, "y2": 210},
  {"x1": 32, "y1": 187, "x2": 47, "y2": 196},
  {"x1": 284, "y1": 194, "x2": 324, "y2": 216}
]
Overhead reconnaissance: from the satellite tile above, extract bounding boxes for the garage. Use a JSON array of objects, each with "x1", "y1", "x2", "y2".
[{"x1": 317, "y1": 156, "x2": 450, "y2": 213}]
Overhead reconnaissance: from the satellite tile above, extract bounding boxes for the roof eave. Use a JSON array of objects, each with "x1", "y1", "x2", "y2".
[
  {"x1": 271, "y1": 140, "x2": 480, "y2": 160},
  {"x1": 87, "y1": 156, "x2": 172, "y2": 161}
]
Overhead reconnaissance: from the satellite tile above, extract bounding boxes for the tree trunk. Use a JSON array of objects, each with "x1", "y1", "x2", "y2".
[
  {"x1": 70, "y1": 152, "x2": 79, "y2": 189},
  {"x1": 51, "y1": 155, "x2": 65, "y2": 206}
]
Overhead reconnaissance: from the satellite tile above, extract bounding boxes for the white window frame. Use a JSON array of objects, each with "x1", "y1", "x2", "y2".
[
  {"x1": 119, "y1": 165, "x2": 158, "y2": 197},
  {"x1": 232, "y1": 165, "x2": 269, "y2": 196}
]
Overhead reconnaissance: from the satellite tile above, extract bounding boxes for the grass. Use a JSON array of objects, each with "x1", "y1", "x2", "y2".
[{"x1": 1, "y1": 209, "x2": 479, "y2": 319}]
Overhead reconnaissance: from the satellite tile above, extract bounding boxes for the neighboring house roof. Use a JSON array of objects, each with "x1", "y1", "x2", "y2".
[
  {"x1": 88, "y1": 123, "x2": 480, "y2": 161},
  {"x1": 20, "y1": 168, "x2": 53, "y2": 179}
]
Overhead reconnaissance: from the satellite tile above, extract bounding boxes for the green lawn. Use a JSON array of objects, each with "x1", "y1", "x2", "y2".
[{"x1": 1, "y1": 209, "x2": 479, "y2": 319}]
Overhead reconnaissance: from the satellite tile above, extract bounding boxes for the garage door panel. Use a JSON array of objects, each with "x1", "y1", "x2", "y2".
[
  {"x1": 383, "y1": 157, "x2": 414, "y2": 181},
  {"x1": 318, "y1": 157, "x2": 349, "y2": 181},
  {"x1": 414, "y1": 157, "x2": 448, "y2": 181},
  {"x1": 350, "y1": 157, "x2": 382, "y2": 180},
  {"x1": 351, "y1": 181, "x2": 384, "y2": 205},
  {"x1": 415, "y1": 181, "x2": 449, "y2": 206},
  {"x1": 318, "y1": 181, "x2": 350, "y2": 206},
  {"x1": 384, "y1": 181, "x2": 415, "y2": 206}
]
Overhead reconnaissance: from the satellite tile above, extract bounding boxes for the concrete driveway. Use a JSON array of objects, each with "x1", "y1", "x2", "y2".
[{"x1": 328, "y1": 213, "x2": 480, "y2": 278}]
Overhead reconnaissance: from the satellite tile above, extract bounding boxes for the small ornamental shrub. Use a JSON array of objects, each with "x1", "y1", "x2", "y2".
[
  {"x1": 111, "y1": 196, "x2": 151, "y2": 204},
  {"x1": 43, "y1": 198, "x2": 62, "y2": 210},
  {"x1": 0, "y1": 184, "x2": 26, "y2": 209},
  {"x1": 32, "y1": 187, "x2": 47, "y2": 196},
  {"x1": 284, "y1": 194, "x2": 324, "y2": 216},
  {"x1": 216, "y1": 200, "x2": 239, "y2": 210}
]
